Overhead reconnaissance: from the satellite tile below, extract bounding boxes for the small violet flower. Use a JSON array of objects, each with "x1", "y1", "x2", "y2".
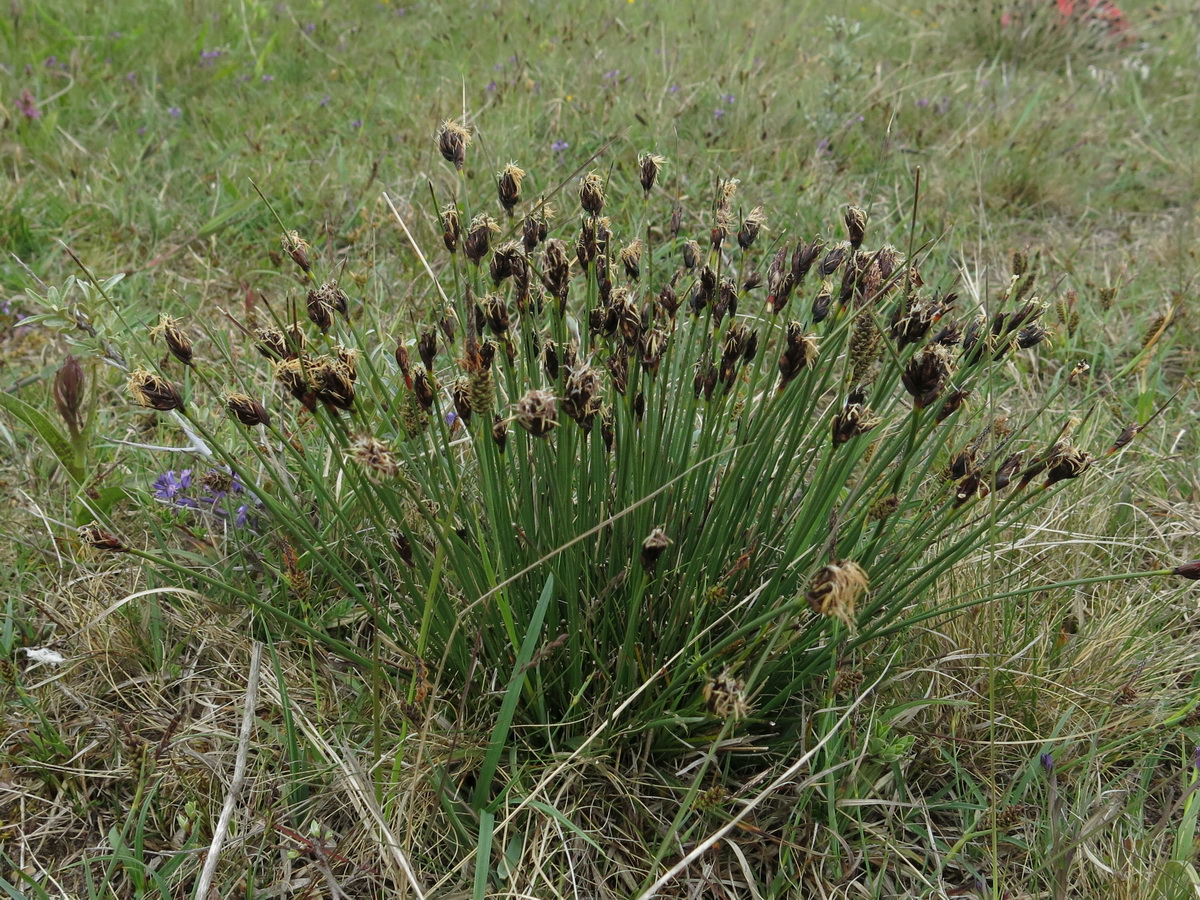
[
  {"x1": 1040, "y1": 752, "x2": 1055, "y2": 774},
  {"x1": 167, "y1": 106, "x2": 182, "y2": 118},
  {"x1": 262, "y1": 74, "x2": 274, "y2": 83},
  {"x1": 551, "y1": 139, "x2": 569, "y2": 153},
  {"x1": 713, "y1": 108, "x2": 725, "y2": 120},
  {"x1": 721, "y1": 92, "x2": 735, "y2": 104},
  {"x1": 16, "y1": 90, "x2": 40, "y2": 120}
]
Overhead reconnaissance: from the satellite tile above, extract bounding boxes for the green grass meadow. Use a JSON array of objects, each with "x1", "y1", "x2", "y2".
[{"x1": 2, "y1": 0, "x2": 1200, "y2": 897}]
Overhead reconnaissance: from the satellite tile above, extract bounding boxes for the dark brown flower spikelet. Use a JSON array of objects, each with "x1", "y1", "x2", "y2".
[
  {"x1": 311, "y1": 358, "x2": 356, "y2": 411},
  {"x1": 902, "y1": 344, "x2": 955, "y2": 408},
  {"x1": 464, "y1": 214, "x2": 499, "y2": 266},
  {"x1": 844, "y1": 206, "x2": 867, "y2": 249},
  {"x1": 149, "y1": 315, "x2": 194, "y2": 365},
  {"x1": 703, "y1": 666, "x2": 750, "y2": 720},
  {"x1": 437, "y1": 119, "x2": 472, "y2": 170},
  {"x1": 811, "y1": 280, "x2": 834, "y2": 323},
  {"x1": 579, "y1": 171, "x2": 605, "y2": 216},
  {"x1": 515, "y1": 390, "x2": 558, "y2": 437},
  {"x1": 418, "y1": 329, "x2": 438, "y2": 371},
  {"x1": 792, "y1": 237, "x2": 825, "y2": 284},
  {"x1": 127, "y1": 368, "x2": 185, "y2": 412},
  {"x1": 491, "y1": 414, "x2": 508, "y2": 452},
  {"x1": 737, "y1": 206, "x2": 766, "y2": 251},
  {"x1": 640, "y1": 527, "x2": 671, "y2": 573},
  {"x1": 497, "y1": 162, "x2": 525, "y2": 214},
  {"x1": 306, "y1": 286, "x2": 334, "y2": 333},
  {"x1": 619, "y1": 239, "x2": 643, "y2": 281},
  {"x1": 481, "y1": 292, "x2": 510, "y2": 334},
  {"x1": 281, "y1": 230, "x2": 311, "y2": 272},
  {"x1": 440, "y1": 204, "x2": 461, "y2": 254},
  {"x1": 682, "y1": 239, "x2": 702, "y2": 270},
  {"x1": 1043, "y1": 443, "x2": 1093, "y2": 486},
  {"x1": 79, "y1": 523, "x2": 128, "y2": 553},
  {"x1": 273, "y1": 358, "x2": 314, "y2": 410},
  {"x1": 452, "y1": 378, "x2": 473, "y2": 424},
  {"x1": 1172, "y1": 561, "x2": 1200, "y2": 580},
  {"x1": 349, "y1": 434, "x2": 400, "y2": 481},
  {"x1": 413, "y1": 366, "x2": 436, "y2": 411},
  {"x1": 226, "y1": 392, "x2": 271, "y2": 427},
  {"x1": 831, "y1": 399, "x2": 881, "y2": 446},
  {"x1": 638, "y1": 152, "x2": 665, "y2": 194},
  {"x1": 806, "y1": 560, "x2": 868, "y2": 629}
]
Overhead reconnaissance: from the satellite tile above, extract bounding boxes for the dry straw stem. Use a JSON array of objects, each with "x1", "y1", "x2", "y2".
[{"x1": 193, "y1": 641, "x2": 263, "y2": 900}]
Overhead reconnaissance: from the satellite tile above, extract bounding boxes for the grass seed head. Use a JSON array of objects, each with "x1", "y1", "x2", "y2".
[
  {"x1": 640, "y1": 526, "x2": 671, "y2": 573},
  {"x1": 902, "y1": 344, "x2": 956, "y2": 408},
  {"x1": 311, "y1": 357, "x2": 356, "y2": 410},
  {"x1": 497, "y1": 161, "x2": 525, "y2": 214},
  {"x1": 832, "y1": 397, "x2": 881, "y2": 446},
  {"x1": 579, "y1": 171, "x2": 605, "y2": 216},
  {"x1": 619, "y1": 239, "x2": 643, "y2": 280},
  {"x1": 437, "y1": 119, "x2": 472, "y2": 170},
  {"x1": 515, "y1": 387, "x2": 559, "y2": 437},
  {"x1": 418, "y1": 328, "x2": 438, "y2": 370},
  {"x1": 807, "y1": 560, "x2": 869, "y2": 629},
  {"x1": 491, "y1": 414, "x2": 508, "y2": 451},
  {"x1": 78, "y1": 523, "x2": 128, "y2": 553},
  {"x1": 127, "y1": 368, "x2": 185, "y2": 412},
  {"x1": 149, "y1": 314, "x2": 194, "y2": 366},
  {"x1": 704, "y1": 666, "x2": 750, "y2": 720},
  {"x1": 737, "y1": 206, "x2": 766, "y2": 250},
  {"x1": 845, "y1": 205, "x2": 868, "y2": 249},
  {"x1": 638, "y1": 152, "x2": 665, "y2": 194},
  {"x1": 281, "y1": 230, "x2": 311, "y2": 272},
  {"x1": 464, "y1": 213, "x2": 499, "y2": 265},
  {"x1": 349, "y1": 434, "x2": 400, "y2": 481},
  {"x1": 226, "y1": 392, "x2": 271, "y2": 427},
  {"x1": 440, "y1": 203, "x2": 461, "y2": 253}
]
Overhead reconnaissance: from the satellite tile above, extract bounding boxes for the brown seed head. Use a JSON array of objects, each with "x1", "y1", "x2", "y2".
[
  {"x1": 464, "y1": 213, "x2": 499, "y2": 266},
  {"x1": 682, "y1": 239, "x2": 702, "y2": 270},
  {"x1": 437, "y1": 119, "x2": 472, "y2": 170},
  {"x1": 1171, "y1": 561, "x2": 1200, "y2": 580},
  {"x1": 640, "y1": 526, "x2": 672, "y2": 573},
  {"x1": 273, "y1": 357, "x2": 314, "y2": 409},
  {"x1": 831, "y1": 398, "x2": 881, "y2": 446},
  {"x1": 902, "y1": 344, "x2": 956, "y2": 409},
  {"x1": 418, "y1": 329, "x2": 438, "y2": 370},
  {"x1": 349, "y1": 434, "x2": 400, "y2": 481},
  {"x1": 306, "y1": 286, "x2": 334, "y2": 333},
  {"x1": 844, "y1": 206, "x2": 868, "y2": 249},
  {"x1": 638, "y1": 152, "x2": 665, "y2": 194},
  {"x1": 579, "y1": 171, "x2": 605, "y2": 216},
  {"x1": 511, "y1": 391, "x2": 556, "y2": 441},
  {"x1": 1043, "y1": 443, "x2": 1093, "y2": 486},
  {"x1": 811, "y1": 280, "x2": 834, "y2": 323},
  {"x1": 281, "y1": 230, "x2": 311, "y2": 272},
  {"x1": 226, "y1": 392, "x2": 271, "y2": 428},
  {"x1": 311, "y1": 358, "x2": 356, "y2": 410},
  {"x1": 440, "y1": 204, "x2": 461, "y2": 253},
  {"x1": 127, "y1": 368, "x2": 185, "y2": 412},
  {"x1": 497, "y1": 161, "x2": 526, "y2": 214},
  {"x1": 78, "y1": 523, "x2": 128, "y2": 553},
  {"x1": 704, "y1": 666, "x2": 750, "y2": 720},
  {"x1": 619, "y1": 239, "x2": 643, "y2": 281},
  {"x1": 807, "y1": 560, "x2": 868, "y2": 629},
  {"x1": 413, "y1": 366, "x2": 436, "y2": 411},
  {"x1": 737, "y1": 206, "x2": 766, "y2": 250},
  {"x1": 149, "y1": 315, "x2": 194, "y2": 365},
  {"x1": 491, "y1": 414, "x2": 508, "y2": 451}
]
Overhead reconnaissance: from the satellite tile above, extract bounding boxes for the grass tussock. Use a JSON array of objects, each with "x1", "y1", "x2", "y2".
[{"x1": 2, "y1": 1, "x2": 1200, "y2": 897}]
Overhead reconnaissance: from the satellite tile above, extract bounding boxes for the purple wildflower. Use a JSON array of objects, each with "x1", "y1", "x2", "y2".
[
  {"x1": 44, "y1": 55, "x2": 57, "y2": 67},
  {"x1": 137, "y1": 126, "x2": 147, "y2": 136},
  {"x1": 713, "y1": 108, "x2": 725, "y2": 120},
  {"x1": 320, "y1": 93, "x2": 331, "y2": 107},
  {"x1": 603, "y1": 69, "x2": 619, "y2": 81},
  {"x1": 551, "y1": 139, "x2": 569, "y2": 153},
  {"x1": 127, "y1": 72, "x2": 137, "y2": 82},
  {"x1": 16, "y1": 90, "x2": 40, "y2": 120},
  {"x1": 1040, "y1": 752, "x2": 1054, "y2": 774},
  {"x1": 167, "y1": 106, "x2": 182, "y2": 118},
  {"x1": 721, "y1": 92, "x2": 735, "y2": 104},
  {"x1": 303, "y1": 22, "x2": 316, "y2": 34},
  {"x1": 262, "y1": 74, "x2": 274, "y2": 82},
  {"x1": 916, "y1": 98, "x2": 930, "y2": 108},
  {"x1": 816, "y1": 137, "x2": 832, "y2": 156},
  {"x1": 668, "y1": 84, "x2": 680, "y2": 94},
  {"x1": 200, "y1": 49, "x2": 222, "y2": 60},
  {"x1": 153, "y1": 470, "x2": 197, "y2": 508},
  {"x1": 351, "y1": 118, "x2": 363, "y2": 129},
  {"x1": 486, "y1": 80, "x2": 497, "y2": 91}
]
